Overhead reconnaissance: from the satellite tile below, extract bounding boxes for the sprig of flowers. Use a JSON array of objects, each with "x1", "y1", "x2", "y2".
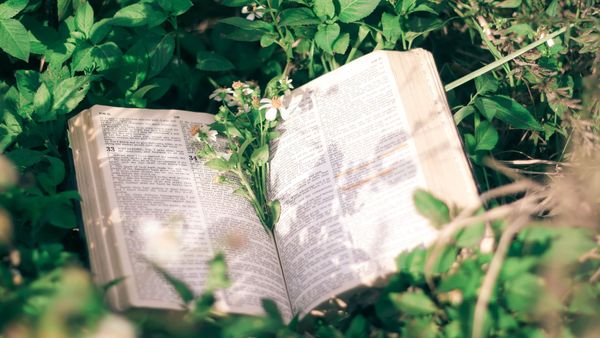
[{"x1": 191, "y1": 77, "x2": 295, "y2": 233}]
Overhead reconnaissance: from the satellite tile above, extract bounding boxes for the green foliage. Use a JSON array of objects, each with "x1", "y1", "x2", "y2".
[{"x1": 0, "y1": 0, "x2": 598, "y2": 337}]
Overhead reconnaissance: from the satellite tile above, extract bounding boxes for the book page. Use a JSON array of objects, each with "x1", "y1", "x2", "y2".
[
  {"x1": 83, "y1": 106, "x2": 291, "y2": 320},
  {"x1": 270, "y1": 51, "x2": 438, "y2": 316}
]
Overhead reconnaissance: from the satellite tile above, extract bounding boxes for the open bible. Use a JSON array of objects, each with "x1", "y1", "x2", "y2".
[{"x1": 68, "y1": 49, "x2": 479, "y2": 322}]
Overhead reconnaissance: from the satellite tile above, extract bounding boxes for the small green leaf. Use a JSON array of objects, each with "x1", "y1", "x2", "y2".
[
  {"x1": 206, "y1": 253, "x2": 229, "y2": 290},
  {"x1": 413, "y1": 189, "x2": 450, "y2": 228},
  {"x1": 454, "y1": 105, "x2": 475, "y2": 125},
  {"x1": 315, "y1": 23, "x2": 340, "y2": 54},
  {"x1": 389, "y1": 290, "x2": 437, "y2": 316},
  {"x1": 148, "y1": 34, "x2": 175, "y2": 78},
  {"x1": 0, "y1": 0, "x2": 28, "y2": 19},
  {"x1": 0, "y1": 18, "x2": 30, "y2": 61},
  {"x1": 151, "y1": 262, "x2": 195, "y2": 303},
  {"x1": 313, "y1": 0, "x2": 335, "y2": 19},
  {"x1": 474, "y1": 74, "x2": 499, "y2": 94},
  {"x1": 219, "y1": 17, "x2": 272, "y2": 32},
  {"x1": 75, "y1": 2, "x2": 94, "y2": 37},
  {"x1": 475, "y1": 95, "x2": 543, "y2": 131},
  {"x1": 504, "y1": 273, "x2": 542, "y2": 313},
  {"x1": 158, "y1": 0, "x2": 193, "y2": 16},
  {"x1": 475, "y1": 120, "x2": 499, "y2": 151},
  {"x1": 279, "y1": 8, "x2": 320, "y2": 26},
  {"x1": 455, "y1": 222, "x2": 485, "y2": 248},
  {"x1": 338, "y1": 0, "x2": 379, "y2": 23},
  {"x1": 196, "y1": 51, "x2": 234, "y2": 71},
  {"x1": 250, "y1": 144, "x2": 269, "y2": 166},
  {"x1": 269, "y1": 199, "x2": 281, "y2": 225}
]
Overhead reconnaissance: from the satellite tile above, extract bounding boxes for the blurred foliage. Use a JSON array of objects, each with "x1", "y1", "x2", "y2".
[{"x1": 0, "y1": 0, "x2": 598, "y2": 337}]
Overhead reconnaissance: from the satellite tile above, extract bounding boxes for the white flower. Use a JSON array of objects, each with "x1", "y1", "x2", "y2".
[
  {"x1": 201, "y1": 125, "x2": 218, "y2": 142},
  {"x1": 241, "y1": 4, "x2": 265, "y2": 21},
  {"x1": 209, "y1": 87, "x2": 234, "y2": 102},
  {"x1": 141, "y1": 218, "x2": 181, "y2": 265},
  {"x1": 260, "y1": 96, "x2": 289, "y2": 121},
  {"x1": 89, "y1": 315, "x2": 136, "y2": 338},
  {"x1": 278, "y1": 77, "x2": 294, "y2": 90}
]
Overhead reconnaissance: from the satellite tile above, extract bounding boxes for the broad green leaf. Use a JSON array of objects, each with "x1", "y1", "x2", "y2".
[
  {"x1": 37, "y1": 156, "x2": 66, "y2": 192},
  {"x1": 250, "y1": 144, "x2": 269, "y2": 166},
  {"x1": 389, "y1": 290, "x2": 437, "y2": 316},
  {"x1": 91, "y1": 41, "x2": 122, "y2": 71},
  {"x1": 112, "y1": 3, "x2": 167, "y2": 27},
  {"x1": 475, "y1": 120, "x2": 499, "y2": 151},
  {"x1": 279, "y1": 8, "x2": 320, "y2": 26},
  {"x1": 75, "y1": 1, "x2": 94, "y2": 37},
  {"x1": 70, "y1": 42, "x2": 94, "y2": 71},
  {"x1": 52, "y1": 76, "x2": 90, "y2": 115},
  {"x1": 474, "y1": 74, "x2": 499, "y2": 94},
  {"x1": 381, "y1": 12, "x2": 401, "y2": 42},
  {"x1": 504, "y1": 273, "x2": 542, "y2": 313},
  {"x1": 413, "y1": 189, "x2": 450, "y2": 228},
  {"x1": 315, "y1": 23, "x2": 340, "y2": 55},
  {"x1": 475, "y1": 95, "x2": 543, "y2": 131},
  {"x1": 89, "y1": 18, "x2": 112, "y2": 44},
  {"x1": 33, "y1": 83, "x2": 52, "y2": 120},
  {"x1": 496, "y1": 0, "x2": 522, "y2": 8},
  {"x1": 397, "y1": 0, "x2": 416, "y2": 15},
  {"x1": 205, "y1": 158, "x2": 230, "y2": 171},
  {"x1": 0, "y1": 112, "x2": 22, "y2": 151},
  {"x1": 313, "y1": 0, "x2": 334, "y2": 19},
  {"x1": 15, "y1": 69, "x2": 39, "y2": 102},
  {"x1": 0, "y1": 18, "x2": 30, "y2": 61},
  {"x1": 196, "y1": 51, "x2": 234, "y2": 71},
  {"x1": 333, "y1": 32, "x2": 349, "y2": 54},
  {"x1": 345, "y1": 315, "x2": 368, "y2": 338},
  {"x1": 6, "y1": 148, "x2": 44, "y2": 168},
  {"x1": 455, "y1": 222, "x2": 485, "y2": 248},
  {"x1": 0, "y1": 0, "x2": 28, "y2": 19},
  {"x1": 338, "y1": 0, "x2": 379, "y2": 23},
  {"x1": 158, "y1": 0, "x2": 193, "y2": 16},
  {"x1": 148, "y1": 34, "x2": 174, "y2": 78},
  {"x1": 219, "y1": 17, "x2": 272, "y2": 32}
]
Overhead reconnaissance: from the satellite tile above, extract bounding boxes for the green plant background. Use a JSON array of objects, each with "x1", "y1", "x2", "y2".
[{"x1": 0, "y1": 0, "x2": 598, "y2": 337}]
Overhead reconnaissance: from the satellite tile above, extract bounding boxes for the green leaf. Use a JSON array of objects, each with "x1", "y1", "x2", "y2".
[
  {"x1": 475, "y1": 120, "x2": 498, "y2": 151},
  {"x1": 151, "y1": 262, "x2": 195, "y2": 303},
  {"x1": 219, "y1": 17, "x2": 272, "y2": 32},
  {"x1": 148, "y1": 34, "x2": 174, "y2": 78},
  {"x1": 455, "y1": 222, "x2": 485, "y2": 248},
  {"x1": 6, "y1": 148, "x2": 43, "y2": 168},
  {"x1": 52, "y1": 76, "x2": 90, "y2": 115},
  {"x1": 413, "y1": 189, "x2": 450, "y2": 228},
  {"x1": 475, "y1": 95, "x2": 543, "y2": 131},
  {"x1": 338, "y1": 0, "x2": 379, "y2": 23},
  {"x1": 250, "y1": 144, "x2": 269, "y2": 166},
  {"x1": 496, "y1": 0, "x2": 522, "y2": 8},
  {"x1": 0, "y1": 18, "x2": 30, "y2": 61},
  {"x1": 279, "y1": 7, "x2": 320, "y2": 26},
  {"x1": 89, "y1": 18, "x2": 112, "y2": 44},
  {"x1": 0, "y1": 0, "x2": 28, "y2": 19},
  {"x1": 196, "y1": 51, "x2": 234, "y2": 71},
  {"x1": 205, "y1": 158, "x2": 230, "y2": 171},
  {"x1": 504, "y1": 273, "x2": 542, "y2": 313},
  {"x1": 206, "y1": 253, "x2": 229, "y2": 290},
  {"x1": 389, "y1": 290, "x2": 437, "y2": 316},
  {"x1": 333, "y1": 32, "x2": 349, "y2": 54},
  {"x1": 33, "y1": 83, "x2": 52, "y2": 120},
  {"x1": 313, "y1": 0, "x2": 334, "y2": 19},
  {"x1": 91, "y1": 41, "x2": 123, "y2": 71},
  {"x1": 454, "y1": 105, "x2": 475, "y2": 125},
  {"x1": 381, "y1": 12, "x2": 401, "y2": 42},
  {"x1": 158, "y1": 0, "x2": 193, "y2": 16},
  {"x1": 15, "y1": 69, "x2": 39, "y2": 102},
  {"x1": 112, "y1": 2, "x2": 167, "y2": 27},
  {"x1": 315, "y1": 23, "x2": 340, "y2": 55},
  {"x1": 474, "y1": 74, "x2": 499, "y2": 94},
  {"x1": 269, "y1": 199, "x2": 281, "y2": 225},
  {"x1": 345, "y1": 315, "x2": 368, "y2": 338},
  {"x1": 75, "y1": 1, "x2": 94, "y2": 37}
]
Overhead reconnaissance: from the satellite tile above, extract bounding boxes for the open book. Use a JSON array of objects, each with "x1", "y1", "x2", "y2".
[{"x1": 68, "y1": 49, "x2": 479, "y2": 322}]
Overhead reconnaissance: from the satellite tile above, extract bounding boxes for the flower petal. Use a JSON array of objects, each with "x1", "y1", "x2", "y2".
[{"x1": 265, "y1": 107, "x2": 277, "y2": 121}]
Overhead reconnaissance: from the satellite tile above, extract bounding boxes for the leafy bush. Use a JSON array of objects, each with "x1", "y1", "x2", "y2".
[{"x1": 0, "y1": 0, "x2": 598, "y2": 337}]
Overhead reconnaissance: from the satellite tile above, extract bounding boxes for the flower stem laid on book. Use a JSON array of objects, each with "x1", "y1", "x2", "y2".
[{"x1": 192, "y1": 77, "x2": 295, "y2": 233}]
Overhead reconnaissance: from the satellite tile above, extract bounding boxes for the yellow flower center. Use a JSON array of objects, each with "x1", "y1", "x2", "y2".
[{"x1": 271, "y1": 97, "x2": 282, "y2": 108}]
